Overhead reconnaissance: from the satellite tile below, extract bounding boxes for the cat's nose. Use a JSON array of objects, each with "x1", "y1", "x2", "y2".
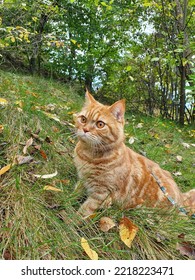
[{"x1": 83, "y1": 127, "x2": 89, "y2": 133}]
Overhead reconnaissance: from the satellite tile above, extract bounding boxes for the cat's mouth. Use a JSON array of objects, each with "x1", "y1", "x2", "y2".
[{"x1": 77, "y1": 130, "x2": 101, "y2": 146}]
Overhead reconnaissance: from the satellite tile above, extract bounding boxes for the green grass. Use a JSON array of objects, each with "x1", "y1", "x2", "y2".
[{"x1": 0, "y1": 70, "x2": 195, "y2": 260}]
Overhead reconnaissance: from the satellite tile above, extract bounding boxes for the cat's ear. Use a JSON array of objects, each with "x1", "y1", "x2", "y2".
[
  {"x1": 84, "y1": 89, "x2": 97, "y2": 106},
  {"x1": 109, "y1": 99, "x2": 126, "y2": 122}
]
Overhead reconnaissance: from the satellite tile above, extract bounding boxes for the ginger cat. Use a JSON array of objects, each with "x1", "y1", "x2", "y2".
[{"x1": 74, "y1": 91, "x2": 195, "y2": 218}]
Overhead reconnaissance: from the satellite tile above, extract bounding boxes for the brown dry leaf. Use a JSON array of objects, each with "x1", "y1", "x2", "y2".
[
  {"x1": 81, "y1": 237, "x2": 98, "y2": 260},
  {"x1": 55, "y1": 179, "x2": 70, "y2": 185},
  {"x1": 119, "y1": 217, "x2": 138, "y2": 248},
  {"x1": 176, "y1": 242, "x2": 195, "y2": 259},
  {"x1": 0, "y1": 164, "x2": 11, "y2": 176},
  {"x1": 43, "y1": 185, "x2": 62, "y2": 192},
  {"x1": 99, "y1": 217, "x2": 116, "y2": 232},
  {"x1": 23, "y1": 137, "x2": 33, "y2": 154},
  {"x1": 16, "y1": 155, "x2": 33, "y2": 165},
  {"x1": 40, "y1": 150, "x2": 48, "y2": 160},
  {"x1": 52, "y1": 126, "x2": 59, "y2": 133},
  {"x1": 34, "y1": 144, "x2": 41, "y2": 150}
]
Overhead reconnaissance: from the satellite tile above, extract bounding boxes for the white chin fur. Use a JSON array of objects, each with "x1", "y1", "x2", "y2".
[{"x1": 77, "y1": 131, "x2": 100, "y2": 145}]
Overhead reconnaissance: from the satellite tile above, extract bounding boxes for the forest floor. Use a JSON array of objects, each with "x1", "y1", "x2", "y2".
[{"x1": 0, "y1": 70, "x2": 195, "y2": 260}]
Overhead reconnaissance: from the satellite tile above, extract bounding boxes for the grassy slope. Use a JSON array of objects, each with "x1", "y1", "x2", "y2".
[{"x1": 0, "y1": 70, "x2": 195, "y2": 260}]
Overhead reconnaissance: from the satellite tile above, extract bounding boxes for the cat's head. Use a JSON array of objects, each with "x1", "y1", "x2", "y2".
[{"x1": 74, "y1": 90, "x2": 125, "y2": 150}]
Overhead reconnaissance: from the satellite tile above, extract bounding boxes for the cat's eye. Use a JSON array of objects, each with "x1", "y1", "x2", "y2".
[
  {"x1": 80, "y1": 115, "x2": 87, "y2": 124},
  {"x1": 96, "y1": 121, "x2": 105, "y2": 129}
]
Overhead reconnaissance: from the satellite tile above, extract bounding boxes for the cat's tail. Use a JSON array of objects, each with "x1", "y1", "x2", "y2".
[{"x1": 182, "y1": 189, "x2": 195, "y2": 213}]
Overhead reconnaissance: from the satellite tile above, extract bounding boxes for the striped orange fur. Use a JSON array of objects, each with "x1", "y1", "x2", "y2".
[{"x1": 73, "y1": 91, "x2": 195, "y2": 218}]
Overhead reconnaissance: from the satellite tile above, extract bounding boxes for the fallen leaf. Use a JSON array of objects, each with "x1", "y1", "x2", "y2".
[
  {"x1": 119, "y1": 217, "x2": 138, "y2": 248},
  {"x1": 23, "y1": 137, "x2": 33, "y2": 154},
  {"x1": 3, "y1": 249, "x2": 13, "y2": 260},
  {"x1": 153, "y1": 133, "x2": 159, "y2": 139},
  {"x1": 45, "y1": 136, "x2": 53, "y2": 144},
  {"x1": 16, "y1": 155, "x2": 33, "y2": 165},
  {"x1": 43, "y1": 185, "x2": 62, "y2": 192},
  {"x1": 17, "y1": 107, "x2": 23, "y2": 113},
  {"x1": 81, "y1": 237, "x2": 98, "y2": 260},
  {"x1": 136, "y1": 123, "x2": 143, "y2": 129},
  {"x1": 40, "y1": 150, "x2": 48, "y2": 160},
  {"x1": 43, "y1": 112, "x2": 61, "y2": 123},
  {"x1": 128, "y1": 137, "x2": 135, "y2": 145},
  {"x1": 165, "y1": 144, "x2": 171, "y2": 148},
  {"x1": 34, "y1": 170, "x2": 58, "y2": 179},
  {"x1": 176, "y1": 242, "x2": 195, "y2": 259},
  {"x1": 31, "y1": 133, "x2": 44, "y2": 142},
  {"x1": 68, "y1": 137, "x2": 75, "y2": 144},
  {"x1": 173, "y1": 171, "x2": 182, "y2": 176},
  {"x1": 0, "y1": 164, "x2": 11, "y2": 176},
  {"x1": 0, "y1": 125, "x2": 4, "y2": 133},
  {"x1": 99, "y1": 217, "x2": 116, "y2": 232},
  {"x1": 52, "y1": 126, "x2": 59, "y2": 133},
  {"x1": 176, "y1": 155, "x2": 183, "y2": 163},
  {"x1": 182, "y1": 142, "x2": 190, "y2": 149},
  {"x1": 34, "y1": 144, "x2": 41, "y2": 150},
  {"x1": 55, "y1": 179, "x2": 70, "y2": 185},
  {"x1": 0, "y1": 98, "x2": 8, "y2": 106},
  {"x1": 15, "y1": 100, "x2": 24, "y2": 108}
]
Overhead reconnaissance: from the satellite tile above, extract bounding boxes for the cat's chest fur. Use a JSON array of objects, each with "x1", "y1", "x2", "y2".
[
  {"x1": 74, "y1": 141, "x2": 183, "y2": 209},
  {"x1": 74, "y1": 142, "x2": 129, "y2": 189},
  {"x1": 74, "y1": 141, "x2": 156, "y2": 207}
]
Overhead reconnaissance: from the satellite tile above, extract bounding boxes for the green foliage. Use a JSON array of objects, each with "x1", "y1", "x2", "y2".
[{"x1": 0, "y1": 0, "x2": 195, "y2": 124}]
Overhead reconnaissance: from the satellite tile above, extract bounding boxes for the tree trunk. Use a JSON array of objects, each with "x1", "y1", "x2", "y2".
[
  {"x1": 179, "y1": 65, "x2": 186, "y2": 125},
  {"x1": 29, "y1": 13, "x2": 48, "y2": 75},
  {"x1": 175, "y1": 0, "x2": 189, "y2": 125}
]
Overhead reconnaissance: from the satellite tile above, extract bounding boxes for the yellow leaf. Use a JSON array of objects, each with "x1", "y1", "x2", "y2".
[
  {"x1": 0, "y1": 125, "x2": 4, "y2": 133},
  {"x1": 68, "y1": 137, "x2": 75, "y2": 144},
  {"x1": 0, "y1": 164, "x2": 11, "y2": 176},
  {"x1": 119, "y1": 217, "x2": 138, "y2": 248},
  {"x1": 154, "y1": 133, "x2": 159, "y2": 139},
  {"x1": 0, "y1": 98, "x2": 8, "y2": 106},
  {"x1": 15, "y1": 100, "x2": 24, "y2": 108},
  {"x1": 81, "y1": 237, "x2": 98, "y2": 260},
  {"x1": 43, "y1": 112, "x2": 61, "y2": 123},
  {"x1": 32, "y1": 16, "x2": 38, "y2": 22},
  {"x1": 10, "y1": 36, "x2": 15, "y2": 43},
  {"x1": 43, "y1": 185, "x2": 62, "y2": 192},
  {"x1": 70, "y1": 39, "x2": 77, "y2": 45}
]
